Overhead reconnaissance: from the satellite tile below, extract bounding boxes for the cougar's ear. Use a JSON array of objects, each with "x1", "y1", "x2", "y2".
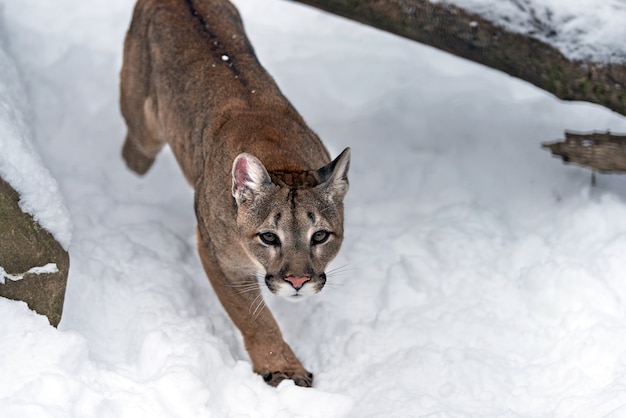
[
  {"x1": 316, "y1": 147, "x2": 350, "y2": 200},
  {"x1": 232, "y1": 153, "x2": 273, "y2": 205}
]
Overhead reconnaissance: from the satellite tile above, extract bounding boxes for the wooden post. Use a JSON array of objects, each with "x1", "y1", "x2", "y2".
[{"x1": 543, "y1": 131, "x2": 626, "y2": 173}]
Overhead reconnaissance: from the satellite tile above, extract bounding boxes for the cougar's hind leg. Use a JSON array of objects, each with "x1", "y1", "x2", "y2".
[
  {"x1": 122, "y1": 131, "x2": 158, "y2": 175},
  {"x1": 121, "y1": 97, "x2": 165, "y2": 176},
  {"x1": 120, "y1": 0, "x2": 164, "y2": 176}
]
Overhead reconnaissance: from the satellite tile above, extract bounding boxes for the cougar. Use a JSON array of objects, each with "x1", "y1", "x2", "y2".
[{"x1": 120, "y1": 0, "x2": 350, "y2": 387}]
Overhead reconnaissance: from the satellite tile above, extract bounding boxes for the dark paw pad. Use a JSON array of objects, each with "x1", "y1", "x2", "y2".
[{"x1": 262, "y1": 370, "x2": 314, "y2": 387}]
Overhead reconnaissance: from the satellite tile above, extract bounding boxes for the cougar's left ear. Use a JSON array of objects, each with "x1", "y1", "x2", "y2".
[
  {"x1": 232, "y1": 153, "x2": 274, "y2": 205},
  {"x1": 316, "y1": 147, "x2": 350, "y2": 200}
]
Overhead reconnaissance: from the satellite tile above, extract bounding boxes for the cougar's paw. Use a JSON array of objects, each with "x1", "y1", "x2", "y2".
[
  {"x1": 261, "y1": 369, "x2": 314, "y2": 387},
  {"x1": 122, "y1": 136, "x2": 155, "y2": 175}
]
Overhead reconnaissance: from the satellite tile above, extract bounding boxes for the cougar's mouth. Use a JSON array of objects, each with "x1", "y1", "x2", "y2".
[{"x1": 264, "y1": 273, "x2": 326, "y2": 302}]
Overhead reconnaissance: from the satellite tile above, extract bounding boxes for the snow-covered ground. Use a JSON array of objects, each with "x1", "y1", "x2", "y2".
[{"x1": 2, "y1": 0, "x2": 626, "y2": 416}]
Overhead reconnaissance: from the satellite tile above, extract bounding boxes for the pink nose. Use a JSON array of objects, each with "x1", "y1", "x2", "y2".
[{"x1": 284, "y1": 276, "x2": 311, "y2": 290}]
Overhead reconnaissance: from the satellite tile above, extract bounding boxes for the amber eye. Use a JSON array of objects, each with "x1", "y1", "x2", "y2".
[
  {"x1": 311, "y1": 230, "x2": 330, "y2": 245},
  {"x1": 259, "y1": 232, "x2": 280, "y2": 246}
]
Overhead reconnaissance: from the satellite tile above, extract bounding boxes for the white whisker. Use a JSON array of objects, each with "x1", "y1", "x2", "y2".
[
  {"x1": 227, "y1": 280, "x2": 260, "y2": 288},
  {"x1": 249, "y1": 292, "x2": 264, "y2": 314},
  {"x1": 323, "y1": 282, "x2": 345, "y2": 287},
  {"x1": 327, "y1": 266, "x2": 350, "y2": 276},
  {"x1": 236, "y1": 286, "x2": 261, "y2": 295},
  {"x1": 252, "y1": 295, "x2": 266, "y2": 319},
  {"x1": 326, "y1": 264, "x2": 351, "y2": 276}
]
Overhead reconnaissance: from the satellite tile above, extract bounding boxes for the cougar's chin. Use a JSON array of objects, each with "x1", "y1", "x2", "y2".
[
  {"x1": 264, "y1": 274, "x2": 320, "y2": 302},
  {"x1": 278, "y1": 284, "x2": 317, "y2": 303}
]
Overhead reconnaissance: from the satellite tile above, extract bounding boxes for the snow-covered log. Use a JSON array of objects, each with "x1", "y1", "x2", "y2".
[{"x1": 288, "y1": 0, "x2": 626, "y2": 117}]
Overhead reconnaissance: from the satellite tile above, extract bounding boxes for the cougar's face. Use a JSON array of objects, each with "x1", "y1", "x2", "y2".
[
  {"x1": 232, "y1": 149, "x2": 350, "y2": 302},
  {"x1": 237, "y1": 185, "x2": 344, "y2": 302}
]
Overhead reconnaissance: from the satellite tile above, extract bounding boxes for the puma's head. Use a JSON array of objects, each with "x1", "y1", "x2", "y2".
[{"x1": 232, "y1": 148, "x2": 350, "y2": 302}]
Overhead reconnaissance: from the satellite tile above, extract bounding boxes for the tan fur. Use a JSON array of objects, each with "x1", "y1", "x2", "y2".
[{"x1": 120, "y1": 0, "x2": 349, "y2": 387}]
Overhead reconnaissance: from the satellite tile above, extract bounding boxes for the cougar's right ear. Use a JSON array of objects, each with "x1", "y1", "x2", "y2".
[
  {"x1": 316, "y1": 147, "x2": 350, "y2": 200},
  {"x1": 232, "y1": 153, "x2": 273, "y2": 205}
]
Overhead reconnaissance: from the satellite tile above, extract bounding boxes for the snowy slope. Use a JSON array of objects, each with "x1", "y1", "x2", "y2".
[
  {"x1": 2, "y1": 0, "x2": 626, "y2": 416},
  {"x1": 0, "y1": 25, "x2": 71, "y2": 249}
]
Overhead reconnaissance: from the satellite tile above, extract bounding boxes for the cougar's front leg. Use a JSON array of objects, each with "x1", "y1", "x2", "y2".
[{"x1": 197, "y1": 235, "x2": 314, "y2": 387}]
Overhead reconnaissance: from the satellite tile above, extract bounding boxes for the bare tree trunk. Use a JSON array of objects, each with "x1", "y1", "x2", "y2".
[{"x1": 288, "y1": 0, "x2": 626, "y2": 117}]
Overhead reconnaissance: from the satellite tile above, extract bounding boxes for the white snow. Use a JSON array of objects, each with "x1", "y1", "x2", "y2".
[
  {"x1": 2, "y1": 0, "x2": 626, "y2": 416},
  {"x1": 0, "y1": 263, "x2": 59, "y2": 284},
  {"x1": 0, "y1": 31, "x2": 71, "y2": 249},
  {"x1": 430, "y1": 0, "x2": 626, "y2": 64}
]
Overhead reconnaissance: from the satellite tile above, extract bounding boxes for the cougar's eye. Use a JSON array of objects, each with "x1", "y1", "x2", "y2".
[
  {"x1": 311, "y1": 230, "x2": 330, "y2": 245},
  {"x1": 259, "y1": 232, "x2": 280, "y2": 246}
]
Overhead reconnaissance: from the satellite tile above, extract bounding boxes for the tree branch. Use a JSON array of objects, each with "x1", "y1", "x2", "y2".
[{"x1": 288, "y1": 0, "x2": 626, "y2": 116}]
